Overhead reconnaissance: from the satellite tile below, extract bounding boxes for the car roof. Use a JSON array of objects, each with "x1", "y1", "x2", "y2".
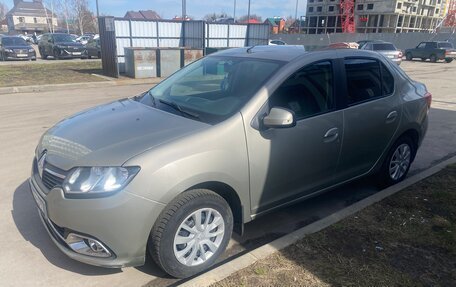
[{"x1": 210, "y1": 45, "x2": 384, "y2": 63}]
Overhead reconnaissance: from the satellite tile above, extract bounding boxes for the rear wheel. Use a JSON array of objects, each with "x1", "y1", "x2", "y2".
[
  {"x1": 97, "y1": 51, "x2": 101, "y2": 59},
  {"x1": 149, "y1": 189, "x2": 233, "y2": 278},
  {"x1": 445, "y1": 58, "x2": 453, "y2": 63},
  {"x1": 430, "y1": 54, "x2": 437, "y2": 63},
  {"x1": 40, "y1": 48, "x2": 47, "y2": 60},
  {"x1": 406, "y1": 52, "x2": 413, "y2": 61},
  {"x1": 378, "y1": 136, "x2": 415, "y2": 187}
]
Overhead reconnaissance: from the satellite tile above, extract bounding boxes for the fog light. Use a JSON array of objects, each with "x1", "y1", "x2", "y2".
[{"x1": 66, "y1": 233, "x2": 112, "y2": 258}]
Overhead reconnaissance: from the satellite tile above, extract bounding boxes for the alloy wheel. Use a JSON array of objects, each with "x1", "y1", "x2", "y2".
[
  {"x1": 389, "y1": 143, "x2": 411, "y2": 181},
  {"x1": 173, "y1": 208, "x2": 225, "y2": 267}
]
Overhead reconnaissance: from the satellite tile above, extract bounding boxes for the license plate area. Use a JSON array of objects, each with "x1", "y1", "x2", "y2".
[
  {"x1": 72, "y1": 52, "x2": 81, "y2": 55},
  {"x1": 17, "y1": 54, "x2": 28, "y2": 57}
]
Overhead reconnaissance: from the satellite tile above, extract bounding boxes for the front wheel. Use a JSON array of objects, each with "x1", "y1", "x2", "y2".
[
  {"x1": 149, "y1": 189, "x2": 233, "y2": 278},
  {"x1": 406, "y1": 52, "x2": 413, "y2": 61},
  {"x1": 378, "y1": 136, "x2": 415, "y2": 187}
]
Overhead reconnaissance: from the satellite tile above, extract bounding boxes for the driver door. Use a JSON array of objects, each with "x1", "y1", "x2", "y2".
[{"x1": 245, "y1": 60, "x2": 343, "y2": 215}]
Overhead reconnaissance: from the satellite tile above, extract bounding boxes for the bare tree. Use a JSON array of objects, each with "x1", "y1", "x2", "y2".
[
  {"x1": 72, "y1": 0, "x2": 95, "y2": 35},
  {"x1": 203, "y1": 12, "x2": 229, "y2": 22},
  {"x1": 0, "y1": 1, "x2": 9, "y2": 22}
]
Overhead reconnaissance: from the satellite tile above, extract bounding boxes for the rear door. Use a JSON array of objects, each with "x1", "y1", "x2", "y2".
[{"x1": 336, "y1": 57, "x2": 401, "y2": 181}]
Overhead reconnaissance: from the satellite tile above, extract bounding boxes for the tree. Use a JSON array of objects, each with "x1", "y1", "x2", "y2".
[
  {"x1": 0, "y1": 1, "x2": 8, "y2": 22},
  {"x1": 72, "y1": 0, "x2": 97, "y2": 35},
  {"x1": 238, "y1": 14, "x2": 262, "y2": 23},
  {"x1": 203, "y1": 12, "x2": 229, "y2": 22}
]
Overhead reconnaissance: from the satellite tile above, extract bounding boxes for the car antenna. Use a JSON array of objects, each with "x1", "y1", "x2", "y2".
[{"x1": 246, "y1": 45, "x2": 256, "y2": 53}]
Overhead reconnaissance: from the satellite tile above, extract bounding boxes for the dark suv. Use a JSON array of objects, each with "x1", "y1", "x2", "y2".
[{"x1": 38, "y1": 33, "x2": 86, "y2": 60}]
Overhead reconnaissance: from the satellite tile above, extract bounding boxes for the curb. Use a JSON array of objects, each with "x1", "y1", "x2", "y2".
[
  {"x1": 0, "y1": 78, "x2": 163, "y2": 95},
  {"x1": 181, "y1": 155, "x2": 456, "y2": 287}
]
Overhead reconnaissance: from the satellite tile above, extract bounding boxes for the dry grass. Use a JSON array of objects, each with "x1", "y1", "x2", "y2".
[
  {"x1": 0, "y1": 61, "x2": 105, "y2": 87},
  {"x1": 215, "y1": 164, "x2": 456, "y2": 287}
]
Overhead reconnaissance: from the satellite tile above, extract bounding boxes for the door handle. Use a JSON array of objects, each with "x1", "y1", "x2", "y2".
[
  {"x1": 386, "y1": 111, "x2": 398, "y2": 124},
  {"x1": 323, "y1": 127, "x2": 339, "y2": 143}
]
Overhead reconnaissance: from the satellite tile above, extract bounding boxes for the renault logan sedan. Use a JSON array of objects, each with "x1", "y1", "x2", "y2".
[{"x1": 30, "y1": 46, "x2": 430, "y2": 278}]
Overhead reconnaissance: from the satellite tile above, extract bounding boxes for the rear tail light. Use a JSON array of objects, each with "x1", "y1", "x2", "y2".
[{"x1": 424, "y1": 92, "x2": 432, "y2": 109}]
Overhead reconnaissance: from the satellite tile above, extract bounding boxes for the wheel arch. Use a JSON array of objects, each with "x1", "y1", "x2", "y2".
[
  {"x1": 186, "y1": 181, "x2": 244, "y2": 235},
  {"x1": 399, "y1": 128, "x2": 420, "y2": 161}
]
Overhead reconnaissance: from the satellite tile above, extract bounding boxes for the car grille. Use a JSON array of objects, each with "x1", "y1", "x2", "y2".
[
  {"x1": 14, "y1": 49, "x2": 28, "y2": 54},
  {"x1": 41, "y1": 169, "x2": 65, "y2": 190}
]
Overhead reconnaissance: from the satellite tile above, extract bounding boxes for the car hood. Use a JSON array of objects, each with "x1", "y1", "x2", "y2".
[
  {"x1": 4, "y1": 45, "x2": 32, "y2": 49},
  {"x1": 56, "y1": 42, "x2": 84, "y2": 47},
  {"x1": 37, "y1": 99, "x2": 209, "y2": 171}
]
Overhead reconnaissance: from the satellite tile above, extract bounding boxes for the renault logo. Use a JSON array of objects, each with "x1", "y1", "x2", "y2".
[{"x1": 38, "y1": 152, "x2": 47, "y2": 179}]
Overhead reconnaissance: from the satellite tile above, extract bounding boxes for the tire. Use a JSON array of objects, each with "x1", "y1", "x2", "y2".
[
  {"x1": 53, "y1": 49, "x2": 60, "y2": 60},
  {"x1": 149, "y1": 189, "x2": 233, "y2": 279},
  {"x1": 406, "y1": 52, "x2": 413, "y2": 61},
  {"x1": 0, "y1": 52, "x2": 4, "y2": 61},
  {"x1": 421, "y1": 58, "x2": 427, "y2": 62},
  {"x1": 430, "y1": 54, "x2": 437, "y2": 63},
  {"x1": 445, "y1": 58, "x2": 453, "y2": 63},
  {"x1": 40, "y1": 48, "x2": 47, "y2": 60},
  {"x1": 378, "y1": 136, "x2": 415, "y2": 188},
  {"x1": 97, "y1": 51, "x2": 101, "y2": 59}
]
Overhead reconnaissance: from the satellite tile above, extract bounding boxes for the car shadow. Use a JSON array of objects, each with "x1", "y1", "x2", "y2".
[{"x1": 11, "y1": 179, "x2": 121, "y2": 276}]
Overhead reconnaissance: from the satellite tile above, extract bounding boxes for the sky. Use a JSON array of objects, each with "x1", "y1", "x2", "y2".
[{"x1": 3, "y1": 0, "x2": 309, "y2": 20}]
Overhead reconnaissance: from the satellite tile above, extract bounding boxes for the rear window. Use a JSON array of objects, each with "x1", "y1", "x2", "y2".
[
  {"x1": 373, "y1": 43, "x2": 396, "y2": 51},
  {"x1": 438, "y1": 42, "x2": 453, "y2": 49}
]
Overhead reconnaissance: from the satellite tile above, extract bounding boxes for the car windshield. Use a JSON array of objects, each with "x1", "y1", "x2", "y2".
[
  {"x1": 2, "y1": 37, "x2": 27, "y2": 46},
  {"x1": 139, "y1": 56, "x2": 283, "y2": 124},
  {"x1": 373, "y1": 43, "x2": 396, "y2": 51},
  {"x1": 438, "y1": 42, "x2": 453, "y2": 49},
  {"x1": 54, "y1": 34, "x2": 75, "y2": 43}
]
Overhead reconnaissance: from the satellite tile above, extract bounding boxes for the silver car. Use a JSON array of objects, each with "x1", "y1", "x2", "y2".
[
  {"x1": 30, "y1": 46, "x2": 430, "y2": 278},
  {"x1": 361, "y1": 41, "x2": 403, "y2": 65}
]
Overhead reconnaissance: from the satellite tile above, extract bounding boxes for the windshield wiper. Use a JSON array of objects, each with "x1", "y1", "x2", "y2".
[{"x1": 159, "y1": 99, "x2": 200, "y2": 119}]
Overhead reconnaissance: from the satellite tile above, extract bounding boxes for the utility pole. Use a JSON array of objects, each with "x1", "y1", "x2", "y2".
[
  {"x1": 233, "y1": 0, "x2": 236, "y2": 22},
  {"x1": 246, "y1": 0, "x2": 251, "y2": 46},
  {"x1": 182, "y1": 0, "x2": 186, "y2": 19},
  {"x1": 247, "y1": 0, "x2": 251, "y2": 22},
  {"x1": 96, "y1": 0, "x2": 100, "y2": 17},
  {"x1": 295, "y1": 0, "x2": 299, "y2": 20}
]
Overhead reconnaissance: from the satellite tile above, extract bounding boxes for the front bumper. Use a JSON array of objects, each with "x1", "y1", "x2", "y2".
[
  {"x1": 29, "y1": 173, "x2": 165, "y2": 268},
  {"x1": 56, "y1": 48, "x2": 86, "y2": 58},
  {"x1": 4, "y1": 51, "x2": 36, "y2": 60}
]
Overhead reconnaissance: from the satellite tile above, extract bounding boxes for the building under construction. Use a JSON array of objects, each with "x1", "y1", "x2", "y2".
[{"x1": 302, "y1": 0, "x2": 454, "y2": 34}]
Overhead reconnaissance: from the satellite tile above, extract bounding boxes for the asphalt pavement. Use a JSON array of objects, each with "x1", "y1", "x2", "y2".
[{"x1": 0, "y1": 61, "x2": 455, "y2": 287}]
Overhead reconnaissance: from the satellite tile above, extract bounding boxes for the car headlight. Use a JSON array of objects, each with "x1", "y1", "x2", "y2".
[
  {"x1": 63, "y1": 166, "x2": 140, "y2": 197},
  {"x1": 5, "y1": 49, "x2": 13, "y2": 53},
  {"x1": 29, "y1": 48, "x2": 35, "y2": 53}
]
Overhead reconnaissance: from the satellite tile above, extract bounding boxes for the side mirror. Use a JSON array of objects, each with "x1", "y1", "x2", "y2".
[{"x1": 262, "y1": 107, "x2": 296, "y2": 129}]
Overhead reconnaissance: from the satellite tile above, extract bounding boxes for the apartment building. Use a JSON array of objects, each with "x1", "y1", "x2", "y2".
[{"x1": 303, "y1": 0, "x2": 448, "y2": 34}]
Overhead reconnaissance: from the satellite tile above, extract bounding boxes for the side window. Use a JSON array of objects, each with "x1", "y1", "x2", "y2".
[
  {"x1": 381, "y1": 63, "x2": 394, "y2": 95},
  {"x1": 417, "y1": 43, "x2": 426, "y2": 49},
  {"x1": 270, "y1": 61, "x2": 334, "y2": 120},
  {"x1": 344, "y1": 58, "x2": 382, "y2": 105}
]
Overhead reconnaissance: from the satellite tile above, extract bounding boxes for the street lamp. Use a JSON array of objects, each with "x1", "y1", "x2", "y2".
[{"x1": 96, "y1": 0, "x2": 100, "y2": 17}]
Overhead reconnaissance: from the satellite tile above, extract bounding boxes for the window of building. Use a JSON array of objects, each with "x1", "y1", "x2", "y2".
[
  {"x1": 270, "y1": 61, "x2": 334, "y2": 120},
  {"x1": 308, "y1": 6, "x2": 314, "y2": 13},
  {"x1": 317, "y1": 6, "x2": 323, "y2": 12},
  {"x1": 367, "y1": 4, "x2": 374, "y2": 10},
  {"x1": 317, "y1": 0, "x2": 323, "y2": 2},
  {"x1": 436, "y1": 9, "x2": 440, "y2": 14},
  {"x1": 397, "y1": 2, "x2": 402, "y2": 9},
  {"x1": 357, "y1": 4, "x2": 364, "y2": 10},
  {"x1": 18, "y1": 17, "x2": 25, "y2": 23},
  {"x1": 34, "y1": 17, "x2": 37, "y2": 23},
  {"x1": 344, "y1": 58, "x2": 383, "y2": 105},
  {"x1": 413, "y1": 6, "x2": 417, "y2": 12},
  {"x1": 328, "y1": 6, "x2": 335, "y2": 12},
  {"x1": 309, "y1": 0, "x2": 314, "y2": 3}
]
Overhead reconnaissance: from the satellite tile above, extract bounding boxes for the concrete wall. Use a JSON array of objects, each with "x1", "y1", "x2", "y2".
[{"x1": 270, "y1": 32, "x2": 456, "y2": 50}]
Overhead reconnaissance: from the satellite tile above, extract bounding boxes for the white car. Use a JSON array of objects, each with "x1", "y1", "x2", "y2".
[
  {"x1": 268, "y1": 39, "x2": 287, "y2": 45},
  {"x1": 76, "y1": 35, "x2": 92, "y2": 45}
]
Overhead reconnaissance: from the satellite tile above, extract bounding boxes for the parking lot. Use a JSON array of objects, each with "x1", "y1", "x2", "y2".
[{"x1": 0, "y1": 61, "x2": 455, "y2": 287}]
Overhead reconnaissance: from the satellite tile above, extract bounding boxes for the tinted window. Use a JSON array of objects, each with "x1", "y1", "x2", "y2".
[
  {"x1": 373, "y1": 43, "x2": 396, "y2": 51},
  {"x1": 425, "y1": 42, "x2": 437, "y2": 49},
  {"x1": 438, "y1": 42, "x2": 453, "y2": 49},
  {"x1": 381, "y1": 63, "x2": 394, "y2": 95},
  {"x1": 345, "y1": 58, "x2": 382, "y2": 105},
  {"x1": 1, "y1": 37, "x2": 27, "y2": 46},
  {"x1": 417, "y1": 43, "x2": 426, "y2": 49},
  {"x1": 270, "y1": 61, "x2": 334, "y2": 120}
]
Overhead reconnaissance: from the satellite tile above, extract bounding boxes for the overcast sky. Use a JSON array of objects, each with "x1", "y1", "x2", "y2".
[{"x1": 4, "y1": 0, "x2": 308, "y2": 19}]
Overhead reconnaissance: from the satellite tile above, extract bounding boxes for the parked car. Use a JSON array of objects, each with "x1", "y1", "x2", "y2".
[
  {"x1": 405, "y1": 41, "x2": 456, "y2": 63},
  {"x1": 86, "y1": 38, "x2": 101, "y2": 59},
  {"x1": 268, "y1": 39, "x2": 287, "y2": 45},
  {"x1": 328, "y1": 42, "x2": 359, "y2": 49},
  {"x1": 0, "y1": 36, "x2": 36, "y2": 61},
  {"x1": 360, "y1": 41, "x2": 403, "y2": 65},
  {"x1": 76, "y1": 35, "x2": 92, "y2": 45},
  {"x1": 30, "y1": 46, "x2": 430, "y2": 278},
  {"x1": 38, "y1": 33, "x2": 86, "y2": 60}
]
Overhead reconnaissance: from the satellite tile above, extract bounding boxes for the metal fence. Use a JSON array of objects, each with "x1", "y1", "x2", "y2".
[{"x1": 98, "y1": 17, "x2": 270, "y2": 77}]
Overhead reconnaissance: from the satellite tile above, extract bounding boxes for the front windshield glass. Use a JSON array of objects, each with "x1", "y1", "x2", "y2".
[
  {"x1": 139, "y1": 56, "x2": 283, "y2": 124},
  {"x1": 54, "y1": 34, "x2": 76, "y2": 43},
  {"x1": 2, "y1": 37, "x2": 27, "y2": 46}
]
